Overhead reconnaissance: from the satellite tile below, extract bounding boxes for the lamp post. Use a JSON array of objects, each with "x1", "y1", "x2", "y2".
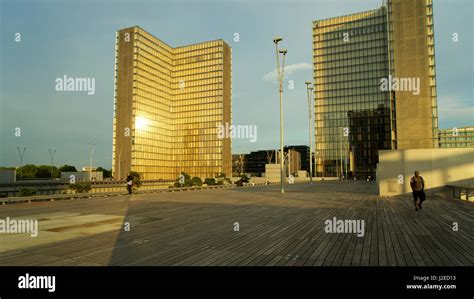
[
  {"x1": 88, "y1": 143, "x2": 95, "y2": 180},
  {"x1": 273, "y1": 36, "x2": 287, "y2": 194},
  {"x1": 16, "y1": 147, "x2": 26, "y2": 181},
  {"x1": 305, "y1": 82, "x2": 314, "y2": 184},
  {"x1": 48, "y1": 149, "x2": 56, "y2": 180}
]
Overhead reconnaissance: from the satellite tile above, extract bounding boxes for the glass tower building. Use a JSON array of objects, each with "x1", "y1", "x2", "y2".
[
  {"x1": 313, "y1": 0, "x2": 438, "y2": 178},
  {"x1": 113, "y1": 26, "x2": 232, "y2": 180}
]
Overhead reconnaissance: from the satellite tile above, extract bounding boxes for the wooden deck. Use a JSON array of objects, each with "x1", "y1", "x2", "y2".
[{"x1": 0, "y1": 181, "x2": 472, "y2": 266}]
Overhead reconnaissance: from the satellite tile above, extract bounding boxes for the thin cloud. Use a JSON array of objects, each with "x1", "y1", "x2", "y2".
[
  {"x1": 438, "y1": 95, "x2": 474, "y2": 128},
  {"x1": 263, "y1": 63, "x2": 312, "y2": 82}
]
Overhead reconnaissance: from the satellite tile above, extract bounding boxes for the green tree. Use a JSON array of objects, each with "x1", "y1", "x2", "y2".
[
  {"x1": 96, "y1": 167, "x2": 112, "y2": 178},
  {"x1": 191, "y1": 177, "x2": 203, "y2": 186},
  {"x1": 174, "y1": 172, "x2": 192, "y2": 187},
  {"x1": 36, "y1": 166, "x2": 48, "y2": 178},
  {"x1": 69, "y1": 182, "x2": 91, "y2": 193},
  {"x1": 36, "y1": 165, "x2": 51, "y2": 178},
  {"x1": 59, "y1": 165, "x2": 77, "y2": 172},
  {"x1": 35, "y1": 165, "x2": 60, "y2": 179},
  {"x1": 129, "y1": 171, "x2": 142, "y2": 189},
  {"x1": 16, "y1": 164, "x2": 38, "y2": 180},
  {"x1": 52, "y1": 166, "x2": 60, "y2": 178},
  {"x1": 19, "y1": 188, "x2": 37, "y2": 196},
  {"x1": 204, "y1": 178, "x2": 216, "y2": 186}
]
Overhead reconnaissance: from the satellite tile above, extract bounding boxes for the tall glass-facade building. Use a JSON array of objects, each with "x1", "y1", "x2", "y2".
[
  {"x1": 113, "y1": 26, "x2": 232, "y2": 180},
  {"x1": 313, "y1": 0, "x2": 438, "y2": 178}
]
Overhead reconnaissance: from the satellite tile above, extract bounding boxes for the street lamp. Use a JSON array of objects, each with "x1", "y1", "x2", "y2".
[
  {"x1": 16, "y1": 147, "x2": 26, "y2": 181},
  {"x1": 48, "y1": 149, "x2": 56, "y2": 180},
  {"x1": 273, "y1": 36, "x2": 287, "y2": 194},
  {"x1": 305, "y1": 81, "x2": 314, "y2": 184},
  {"x1": 88, "y1": 143, "x2": 95, "y2": 180}
]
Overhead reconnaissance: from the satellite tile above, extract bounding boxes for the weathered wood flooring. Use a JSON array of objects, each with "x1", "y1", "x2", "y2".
[{"x1": 0, "y1": 181, "x2": 472, "y2": 266}]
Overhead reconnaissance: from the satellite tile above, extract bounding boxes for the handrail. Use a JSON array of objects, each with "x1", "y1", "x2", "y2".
[
  {"x1": 446, "y1": 184, "x2": 473, "y2": 201},
  {"x1": 0, "y1": 182, "x2": 279, "y2": 205}
]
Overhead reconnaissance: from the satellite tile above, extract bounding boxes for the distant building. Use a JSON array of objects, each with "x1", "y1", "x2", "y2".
[
  {"x1": 284, "y1": 145, "x2": 311, "y2": 174},
  {"x1": 439, "y1": 126, "x2": 474, "y2": 148},
  {"x1": 232, "y1": 154, "x2": 247, "y2": 176},
  {"x1": 244, "y1": 150, "x2": 276, "y2": 176},
  {"x1": 284, "y1": 149, "x2": 301, "y2": 176},
  {"x1": 233, "y1": 147, "x2": 303, "y2": 177}
]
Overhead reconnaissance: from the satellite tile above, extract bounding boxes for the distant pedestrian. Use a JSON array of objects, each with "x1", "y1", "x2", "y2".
[
  {"x1": 126, "y1": 174, "x2": 133, "y2": 195},
  {"x1": 410, "y1": 171, "x2": 425, "y2": 211}
]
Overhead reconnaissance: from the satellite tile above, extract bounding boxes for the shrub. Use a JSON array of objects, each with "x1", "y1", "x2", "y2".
[
  {"x1": 191, "y1": 177, "x2": 203, "y2": 186},
  {"x1": 129, "y1": 171, "x2": 142, "y2": 190},
  {"x1": 69, "y1": 182, "x2": 91, "y2": 193},
  {"x1": 174, "y1": 172, "x2": 192, "y2": 187},
  {"x1": 216, "y1": 173, "x2": 232, "y2": 185},
  {"x1": 236, "y1": 174, "x2": 250, "y2": 187},
  {"x1": 204, "y1": 178, "x2": 216, "y2": 186},
  {"x1": 19, "y1": 188, "x2": 36, "y2": 196}
]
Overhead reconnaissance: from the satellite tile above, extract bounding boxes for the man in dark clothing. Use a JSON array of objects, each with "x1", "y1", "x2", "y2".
[
  {"x1": 410, "y1": 171, "x2": 425, "y2": 211},
  {"x1": 126, "y1": 174, "x2": 133, "y2": 195}
]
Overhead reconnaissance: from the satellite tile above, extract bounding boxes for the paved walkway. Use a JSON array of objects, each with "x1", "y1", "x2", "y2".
[{"x1": 0, "y1": 181, "x2": 472, "y2": 266}]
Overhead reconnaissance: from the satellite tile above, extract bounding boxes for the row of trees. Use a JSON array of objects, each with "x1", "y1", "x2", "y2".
[{"x1": 11, "y1": 164, "x2": 112, "y2": 180}]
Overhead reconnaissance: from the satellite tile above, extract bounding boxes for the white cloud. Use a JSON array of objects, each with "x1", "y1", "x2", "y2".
[
  {"x1": 263, "y1": 63, "x2": 312, "y2": 82},
  {"x1": 437, "y1": 95, "x2": 474, "y2": 127}
]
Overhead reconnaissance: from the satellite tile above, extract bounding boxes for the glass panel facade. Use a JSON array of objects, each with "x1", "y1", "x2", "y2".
[
  {"x1": 312, "y1": 0, "x2": 439, "y2": 178},
  {"x1": 313, "y1": 8, "x2": 392, "y2": 178},
  {"x1": 113, "y1": 26, "x2": 232, "y2": 180}
]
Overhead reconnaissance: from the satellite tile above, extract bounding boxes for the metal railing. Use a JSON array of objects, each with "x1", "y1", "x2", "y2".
[
  {"x1": 0, "y1": 181, "x2": 279, "y2": 205},
  {"x1": 447, "y1": 184, "x2": 473, "y2": 202}
]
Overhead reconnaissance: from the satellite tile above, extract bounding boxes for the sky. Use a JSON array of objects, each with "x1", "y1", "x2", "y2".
[{"x1": 1, "y1": 0, "x2": 473, "y2": 169}]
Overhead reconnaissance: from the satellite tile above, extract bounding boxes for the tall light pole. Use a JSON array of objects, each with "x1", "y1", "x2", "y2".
[
  {"x1": 305, "y1": 81, "x2": 314, "y2": 184},
  {"x1": 273, "y1": 36, "x2": 287, "y2": 194},
  {"x1": 16, "y1": 147, "x2": 26, "y2": 181},
  {"x1": 48, "y1": 149, "x2": 56, "y2": 180},
  {"x1": 88, "y1": 143, "x2": 95, "y2": 180}
]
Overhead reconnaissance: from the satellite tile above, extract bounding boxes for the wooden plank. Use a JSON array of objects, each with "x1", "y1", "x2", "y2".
[{"x1": 0, "y1": 181, "x2": 472, "y2": 266}]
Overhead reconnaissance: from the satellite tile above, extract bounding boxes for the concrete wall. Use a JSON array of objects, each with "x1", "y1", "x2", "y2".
[
  {"x1": 297, "y1": 170, "x2": 308, "y2": 178},
  {"x1": 61, "y1": 172, "x2": 103, "y2": 181},
  {"x1": 264, "y1": 164, "x2": 282, "y2": 182},
  {"x1": 0, "y1": 170, "x2": 16, "y2": 183},
  {"x1": 390, "y1": 0, "x2": 438, "y2": 149},
  {"x1": 377, "y1": 148, "x2": 474, "y2": 196}
]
